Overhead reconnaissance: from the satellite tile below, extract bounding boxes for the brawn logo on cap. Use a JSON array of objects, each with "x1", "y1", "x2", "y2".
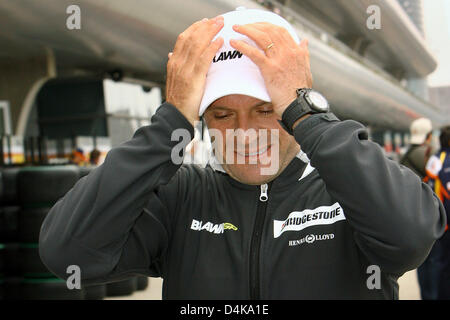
[{"x1": 213, "y1": 50, "x2": 243, "y2": 63}]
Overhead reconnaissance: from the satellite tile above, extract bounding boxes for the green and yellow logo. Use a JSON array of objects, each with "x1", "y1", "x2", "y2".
[{"x1": 223, "y1": 223, "x2": 238, "y2": 231}]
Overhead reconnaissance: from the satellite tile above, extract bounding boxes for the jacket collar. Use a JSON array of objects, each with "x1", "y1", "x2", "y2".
[
  {"x1": 207, "y1": 150, "x2": 315, "y2": 189},
  {"x1": 208, "y1": 149, "x2": 309, "y2": 171}
]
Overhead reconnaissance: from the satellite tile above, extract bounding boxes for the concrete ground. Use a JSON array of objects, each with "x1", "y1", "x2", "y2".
[{"x1": 106, "y1": 269, "x2": 421, "y2": 300}]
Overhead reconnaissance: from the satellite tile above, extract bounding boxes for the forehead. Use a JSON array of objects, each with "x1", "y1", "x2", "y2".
[{"x1": 209, "y1": 94, "x2": 270, "y2": 110}]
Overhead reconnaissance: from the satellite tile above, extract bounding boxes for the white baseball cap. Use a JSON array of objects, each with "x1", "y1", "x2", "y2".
[
  {"x1": 198, "y1": 7, "x2": 300, "y2": 116},
  {"x1": 410, "y1": 117, "x2": 432, "y2": 145}
]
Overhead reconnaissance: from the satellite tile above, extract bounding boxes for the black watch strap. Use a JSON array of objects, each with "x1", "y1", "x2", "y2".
[{"x1": 281, "y1": 90, "x2": 312, "y2": 135}]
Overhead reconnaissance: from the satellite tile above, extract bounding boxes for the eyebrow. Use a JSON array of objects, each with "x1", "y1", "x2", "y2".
[{"x1": 208, "y1": 101, "x2": 270, "y2": 111}]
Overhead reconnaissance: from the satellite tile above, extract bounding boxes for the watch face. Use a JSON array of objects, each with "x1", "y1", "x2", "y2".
[{"x1": 308, "y1": 91, "x2": 329, "y2": 112}]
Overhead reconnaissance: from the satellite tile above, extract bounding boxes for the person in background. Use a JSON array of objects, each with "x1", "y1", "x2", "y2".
[
  {"x1": 400, "y1": 118, "x2": 433, "y2": 180},
  {"x1": 69, "y1": 148, "x2": 87, "y2": 166},
  {"x1": 89, "y1": 149, "x2": 101, "y2": 166},
  {"x1": 423, "y1": 126, "x2": 450, "y2": 299}
]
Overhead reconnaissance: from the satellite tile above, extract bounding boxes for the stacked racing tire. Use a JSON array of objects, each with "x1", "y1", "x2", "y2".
[
  {"x1": 1, "y1": 165, "x2": 144, "y2": 299},
  {"x1": 14, "y1": 166, "x2": 85, "y2": 299}
]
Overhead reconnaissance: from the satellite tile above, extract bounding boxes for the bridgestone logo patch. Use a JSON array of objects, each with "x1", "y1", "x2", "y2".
[{"x1": 273, "y1": 203, "x2": 345, "y2": 238}]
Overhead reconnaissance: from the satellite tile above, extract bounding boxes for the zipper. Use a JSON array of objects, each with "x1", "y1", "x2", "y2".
[
  {"x1": 249, "y1": 183, "x2": 270, "y2": 300},
  {"x1": 259, "y1": 184, "x2": 268, "y2": 202}
]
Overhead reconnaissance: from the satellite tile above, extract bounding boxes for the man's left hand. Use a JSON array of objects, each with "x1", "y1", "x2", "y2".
[{"x1": 230, "y1": 22, "x2": 313, "y2": 118}]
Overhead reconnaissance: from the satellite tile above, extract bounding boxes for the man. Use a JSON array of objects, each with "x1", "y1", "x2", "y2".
[
  {"x1": 89, "y1": 149, "x2": 101, "y2": 166},
  {"x1": 39, "y1": 8, "x2": 446, "y2": 299},
  {"x1": 424, "y1": 126, "x2": 450, "y2": 299},
  {"x1": 400, "y1": 117, "x2": 433, "y2": 180},
  {"x1": 69, "y1": 148, "x2": 87, "y2": 166}
]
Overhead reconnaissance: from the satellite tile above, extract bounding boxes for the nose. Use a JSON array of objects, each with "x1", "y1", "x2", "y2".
[
  {"x1": 234, "y1": 114, "x2": 261, "y2": 147},
  {"x1": 236, "y1": 113, "x2": 252, "y2": 132}
]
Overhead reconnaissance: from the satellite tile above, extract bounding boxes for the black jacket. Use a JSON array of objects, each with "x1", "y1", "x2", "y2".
[
  {"x1": 39, "y1": 103, "x2": 447, "y2": 299},
  {"x1": 400, "y1": 144, "x2": 429, "y2": 179}
]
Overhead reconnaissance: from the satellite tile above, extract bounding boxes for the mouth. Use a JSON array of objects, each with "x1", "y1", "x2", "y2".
[{"x1": 235, "y1": 145, "x2": 271, "y2": 157}]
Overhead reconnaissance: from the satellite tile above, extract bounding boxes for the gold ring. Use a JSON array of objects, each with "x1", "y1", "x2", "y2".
[{"x1": 265, "y1": 43, "x2": 274, "y2": 51}]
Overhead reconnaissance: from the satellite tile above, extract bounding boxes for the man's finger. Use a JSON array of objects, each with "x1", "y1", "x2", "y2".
[
  {"x1": 186, "y1": 16, "x2": 224, "y2": 60},
  {"x1": 173, "y1": 16, "x2": 222, "y2": 55},
  {"x1": 172, "y1": 18, "x2": 205, "y2": 55},
  {"x1": 229, "y1": 39, "x2": 267, "y2": 67},
  {"x1": 197, "y1": 37, "x2": 224, "y2": 74},
  {"x1": 232, "y1": 24, "x2": 272, "y2": 51},
  {"x1": 251, "y1": 22, "x2": 298, "y2": 49},
  {"x1": 195, "y1": 16, "x2": 225, "y2": 44}
]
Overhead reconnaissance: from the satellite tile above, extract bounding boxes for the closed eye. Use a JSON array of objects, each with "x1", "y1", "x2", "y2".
[
  {"x1": 214, "y1": 114, "x2": 231, "y2": 119},
  {"x1": 259, "y1": 110, "x2": 273, "y2": 116}
]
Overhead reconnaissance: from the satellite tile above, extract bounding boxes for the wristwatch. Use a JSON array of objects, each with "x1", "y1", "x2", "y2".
[{"x1": 280, "y1": 88, "x2": 330, "y2": 135}]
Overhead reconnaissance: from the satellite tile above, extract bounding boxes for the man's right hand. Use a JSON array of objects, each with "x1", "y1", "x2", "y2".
[{"x1": 166, "y1": 16, "x2": 224, "y2": 127}]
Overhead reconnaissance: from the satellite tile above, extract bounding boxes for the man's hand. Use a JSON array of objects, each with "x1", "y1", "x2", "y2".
[
  {"x1": 166, "y1": 16, "x2": 224, "y2": 126},
  {"x1": 229, "y1": 22, "x2": 312, "y2": 118}
]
